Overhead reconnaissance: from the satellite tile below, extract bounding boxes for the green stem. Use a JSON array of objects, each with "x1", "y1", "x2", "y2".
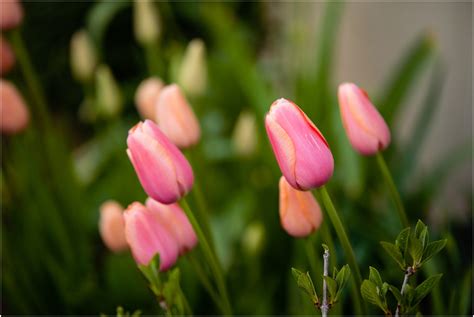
[
  {"x1": 318, "y1": 186, "x2": 364, "y2": 314},
  {"x1": 375, "y1": 153, "x2": 410, "y2": 228},
  {"x1": 145, "y1": 41, "x2": 162, "y2": 77},
  {"x1": 304, "y1": 236, "x2": 319, "y2": 280},
  {"x1": 180, "y1": 198, "x2": 232, "y2": 315}
]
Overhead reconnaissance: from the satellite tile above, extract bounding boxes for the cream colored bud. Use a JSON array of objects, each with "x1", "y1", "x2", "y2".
[
  {"x1": 70, "y1": 29, "x2": 97, "y2": 83},
  {"x1": 133, "y1": 0, "x2": 161, "y2": 46},
  {"x1": 177, "y1": 39, "x2": 207, "y2": 96},
  {"x1": 96, "y1": 65, "x2": 123, "y2": 118},
  {"x1": 232, "y1": 110, "x2": 258, "y2": 157},
  {"x1": 242, "y1": 221, "x2": 265, "y2": 256}
]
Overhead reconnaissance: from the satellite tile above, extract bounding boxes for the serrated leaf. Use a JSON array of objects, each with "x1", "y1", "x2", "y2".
[
  {"x1": 409, "y1": 237, "x2": 424, "y2": 265},
  {"x1": 291, "y1": 268, "x2": 318, "y2": 302},
  {"x1": 388, "y1": 284, "x2": 403, "y2": 303},
  {"x1": 361, "y1": 280, "x2": 386, "y2": 312},
  {"x1": 324, "y1": 276, "x2": 337, "y2": 300},
  {"x1": 421, "y1": 239, "x2": 447, "y2": 265},
  {"x1": 396, "y1": 227, "x2": 411, "y2": 256},
  {"x1": 413, "y1": 274, "x2": 442, "y2": 307},
  {"x1": 369, "y1": 267, "x2": 383, "y2": 289},
  {"x1": 381, "y1": 241, "x2": 405, "y2": 270}
]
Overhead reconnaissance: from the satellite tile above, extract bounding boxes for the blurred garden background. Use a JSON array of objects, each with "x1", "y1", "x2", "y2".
[{"x1": 1, "y1": 1, "x2": 472, "y2": 315}]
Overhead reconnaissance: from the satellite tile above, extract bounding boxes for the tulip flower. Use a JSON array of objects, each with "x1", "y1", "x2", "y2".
[
  {"x1": 70, "y1": 29, "x2": 98, "y2": 83},
  {"x1": 177, "y1": 39, "x2": 207, "y2": 96},
  {"x1": 96, "y1": 64, "x2": 123, "y2": 118},
  {"x1": 279, "y1": 176, "x2": 323, "y2": 238},
  {"x1": 0, "y1": 80, "x2": 29, "y2": 134},
  {"x1": 124, "y1": 202, "x2": 179, "y2": 270},
  {"x1": 0, "y1": 36, "x2": 15, "y2": 75},
  {"x1": 133, "y1": 0, "x2": 160, "y2": 46},
  {"x1": 146, "y1": 197, "x2": 197, "y2": 255},
  {"x1": 135, "y1": 77, "x2": 164, "y2": 120},
  {"x1": 155, "y1": 84, "x2": 201, "y2": 148},
  {"x1": 338, "y1": 83, "x2": 391, "y2": 155},
  {"x1": 232, "y1": 110, "x2": 258, "y2": 158},
  {"x1": 0, "y1": 0, "x2": 23, "y2": 30},
  {"x1": 265, "y1": 98, "x2": 334, "y2": 190},
  {"x1": 99, "y1": 200, "x2": 128, "y2": 252},
  {"x1": 127, "y1": 120, "x2": 194, "y2": 204}
]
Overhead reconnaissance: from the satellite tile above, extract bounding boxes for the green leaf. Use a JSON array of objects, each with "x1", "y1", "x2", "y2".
[
  {"x1": 414, "y1": 220, "x2": 426, "y2": 238},
  {"x1": 409, "y1": 237, "x2": 424, "y2": 265},
  {"x1": 380, "y1": 241, "x2": 405, "y2": 270},
  {"x1": 163, "y1": 268, "x2": 185, "y2": 314},
  {"x1": 322, "y1": 243, "x2": 329, "y2": 252},
  {"x1": 413, "y1": 274, "x2": 442, "y2": 307},
  {"x1": 404, "y1": 284, "x2": 416, "y2": 306},
  {"x1": 291, "y1": 268, "x2": 318, "y2": 302},
  {"x1": 324, "y1": 276, "x2": 337, "y2": 301},
  {"x1": 369, "y1": 267, "x2": 383, "y2": 289},
  {"x1": 361, "y1": 280, "x2": 386, "y2": 312},
  {"x1": 421, "y1": 239, "x2": 447, "y2": 265},
  {"x1": 396, "y1": 227, "x2": 411, "y2": 256},
  {"x1": 419, "y1": 227, "x2": 429, "y2": 248},
  {"x1": 334, "y1": 264, "x2": 351, "y2": 302},
  {"x1": 388, "y1": 284, "x2": 403, "y2": 303},
  {"x1": 381, "y1": 282, "x2": 389, "y2": 297}
]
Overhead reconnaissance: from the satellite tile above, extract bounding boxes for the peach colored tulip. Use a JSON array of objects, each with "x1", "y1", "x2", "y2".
[
  {"x1": 124, "y1": 202, "x2": 179, "y2": 270},
  {"x1": 99, "y1": 200, "x2": 128, "y2": 252},
  {"x1": 127, "y1": 120, "x2": 194, "y2": 204},
  {"x1": 135, "y1": 77, "x2": 163, "y2": 120},
  {"x1": 0, "y1": 36, "x2": 15, "y2": 75},
  {"x1": 338, "y1": 83, "x2": 391, "y2": 155},
  {"x1": 0, "y1": 80, "x2": 29, "y2": 134},
  {"x1": 146, "y1": 197, "x2": 197, "y2": 255},
  {"x1": 265, "y1": 98, "x2": 334, "y2": 190},
  {"x1": 155, "y1": 84, "x2": 200, "y2": 148},
  {"x1": 279, "y1": 176, "x2": 323, "y2": 238},
  {"x1": 0, "y1": 0, "x2": 23, "y2": 30}
]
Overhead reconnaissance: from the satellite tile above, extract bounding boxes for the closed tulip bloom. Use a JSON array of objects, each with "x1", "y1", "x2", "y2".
[
  {"x1": 99, "y1": 200, "x2": 128, "y2": 252},
  {"x1": 155, "y1": 84, "x2": 200, "y2": 148},
  {"x1": 0, "y1": 36, "x2": 15, "y2": 75},
  {"x1": 265, "y1": 98, "x2": 334, "y2": 190},
  {"x1": 0, "y1": 0, "x2": 23, "y2": 30},
  {"x1": 127, "y1": 120, "x2": 194, "y2": 204},
  {"x1": 279, "y1": 176, "x2": 323, "y2": 238},
  {"x1": 135, "y1": 77, "x2": 164, "y2": 120},
  {"x1": 338, "y1": 83, "x2": 391, "y2": 155},
  {"x1": 124, "y1": 202, "x2": 179, "y2": 270},
  {"x1": 177, "y1": 39, "x2": 207, "y2": 97},
  {"x1": 70, "y1": 29, "x2": 98, "y2": 83},
  {"x1": 146, "y1": 197, "x2": 197, "y2": 255},
  {"x1": 0, "y1": 80, "x2": 29, "y2": 134}
]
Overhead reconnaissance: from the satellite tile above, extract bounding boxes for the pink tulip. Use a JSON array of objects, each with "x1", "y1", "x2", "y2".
[
  {"x1": 0, "y1": 0, "x2": 23, "y2": 30},
  {"x1": 127, "y1": 120, "x2": 194, "y2": 204},
  {"x1": 146, "y1": 197, "x2": 197, "y2": 255},
  {"x1": 99, "y1": 200, "x2": 128, "y2": 252},
  {"x1": 0, "y1": 36, "x2": 15, "y2": 75},
  {"x1": 265, "y1": 98, "x2": 334, "y2": 190},
  {"x1": 338, "y1": 83, "x2": 391, "y2": 155},
  {"x1": 0, "y1": 79, "x2": 29, "y2": 134},
  {"x1": 123, "y1": 202, "x2": 179, "y2": 270},
  {"x1": 135, "y1": 77, "x2": 164, "y2": 120},
  {"x1": 279, "y1": 176, "x2": 323, "y2": 238},
  {"x1": 155, "y1": 84, "x2": 201, "y2": 148}
]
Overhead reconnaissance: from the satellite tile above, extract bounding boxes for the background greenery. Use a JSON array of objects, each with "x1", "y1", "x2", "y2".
[{"x1": 1, "y1": 1, "x2": 472, "y2": 315}]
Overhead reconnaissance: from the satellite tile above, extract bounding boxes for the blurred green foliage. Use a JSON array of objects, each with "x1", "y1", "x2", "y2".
[{"x1": 1, "y1": 1, "x2": 472, "y2": 315}]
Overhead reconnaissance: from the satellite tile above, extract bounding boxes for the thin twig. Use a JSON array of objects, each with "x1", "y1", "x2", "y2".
[
  {"x1": 322, "y1": 248, "x2": 330, "y2": 317},
  {"x1": 395, "y1": 267, "x2": 414, "y2": 317}
]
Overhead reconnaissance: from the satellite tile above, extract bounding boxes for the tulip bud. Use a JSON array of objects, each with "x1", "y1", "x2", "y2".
[
  {"x1": 265, "y1": 98, "x2": 334, "y2": 190},
  {"x1": 338, "y1": 83, "x2": 391, "y2": 155},
  {"x1": 241, "y1": 221, "x2": 265, "y2": 256},
  {"x1": 146, "y1": 197, "x2": 197, "y2": 255},
  {"x1": 155, "y1": 84, "x2": 201, "y2": 148},
  {"x1": 0, "y1": 36, "x2": 15, "y2": 75},
  {"x1": 127, "y1": 120, "x2": 194, "y2": 204},
  {"x1": 135, "y1": 77, "x2": 164, "y2": 120},
  {"x1": 232, "y1": 110, "x2": 258, "y2": 158},
  {"x1": 279, "y1": 176, "x2": 323, "y2": 238},
  {"x1": 0, "y1": 79, "x2": 29, "y2": 134},
  {"x1": 124, "y1": 202, "x2": 179, "y2": 270},
  {"x1": 0, "y1": 0, "x2": 23, "y2": 30},
  {"x1": 133, "y1": 0, "x2": 160, "y2": 46},
  {"x1": 96, "y1": 64, "x2": 123, "y2": 118},
  {"x1": 177, "y1": 39, "x2": 207, "y2": 97},
  {"x1": 70, "y1": 29, "x2": 98, "y2": 83},
  {"x1": 99, "y1": 200, "x2": 128, "y2": 252}
]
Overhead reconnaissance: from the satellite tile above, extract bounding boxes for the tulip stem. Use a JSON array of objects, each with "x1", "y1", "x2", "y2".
[
  {"x1": 318, "y1": 186, "x2": 364, "y2": 314},
  {"x1": 180, "y1": 198, "x2": 232, "y2": 315},
  {"x1": 145, "y1": 41, "x2": 162, "y2": 77},
  {"x1": 375, "y1": 153, "x2": 410, "y2": 228},
  {"x1": 305, "y1": 236, "x2": 320, "y2": 281}
]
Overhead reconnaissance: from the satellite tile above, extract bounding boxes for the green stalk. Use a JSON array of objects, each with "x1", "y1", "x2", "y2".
[
  {"x1": 304, "y1": 236, "x2": 319, "y2": 280},
  {"x1": 145, "y1": 41, "x2": 162, "y2": 77},
  {"x1": 180, "y1": 198, "x2": 232, "y2": 315},
  {"x1": 318, "y1": 186, "x2": 364, "y2": 314},
  {"x1": 375, "y1": 153, "x2": 410, "y2": 228}
]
